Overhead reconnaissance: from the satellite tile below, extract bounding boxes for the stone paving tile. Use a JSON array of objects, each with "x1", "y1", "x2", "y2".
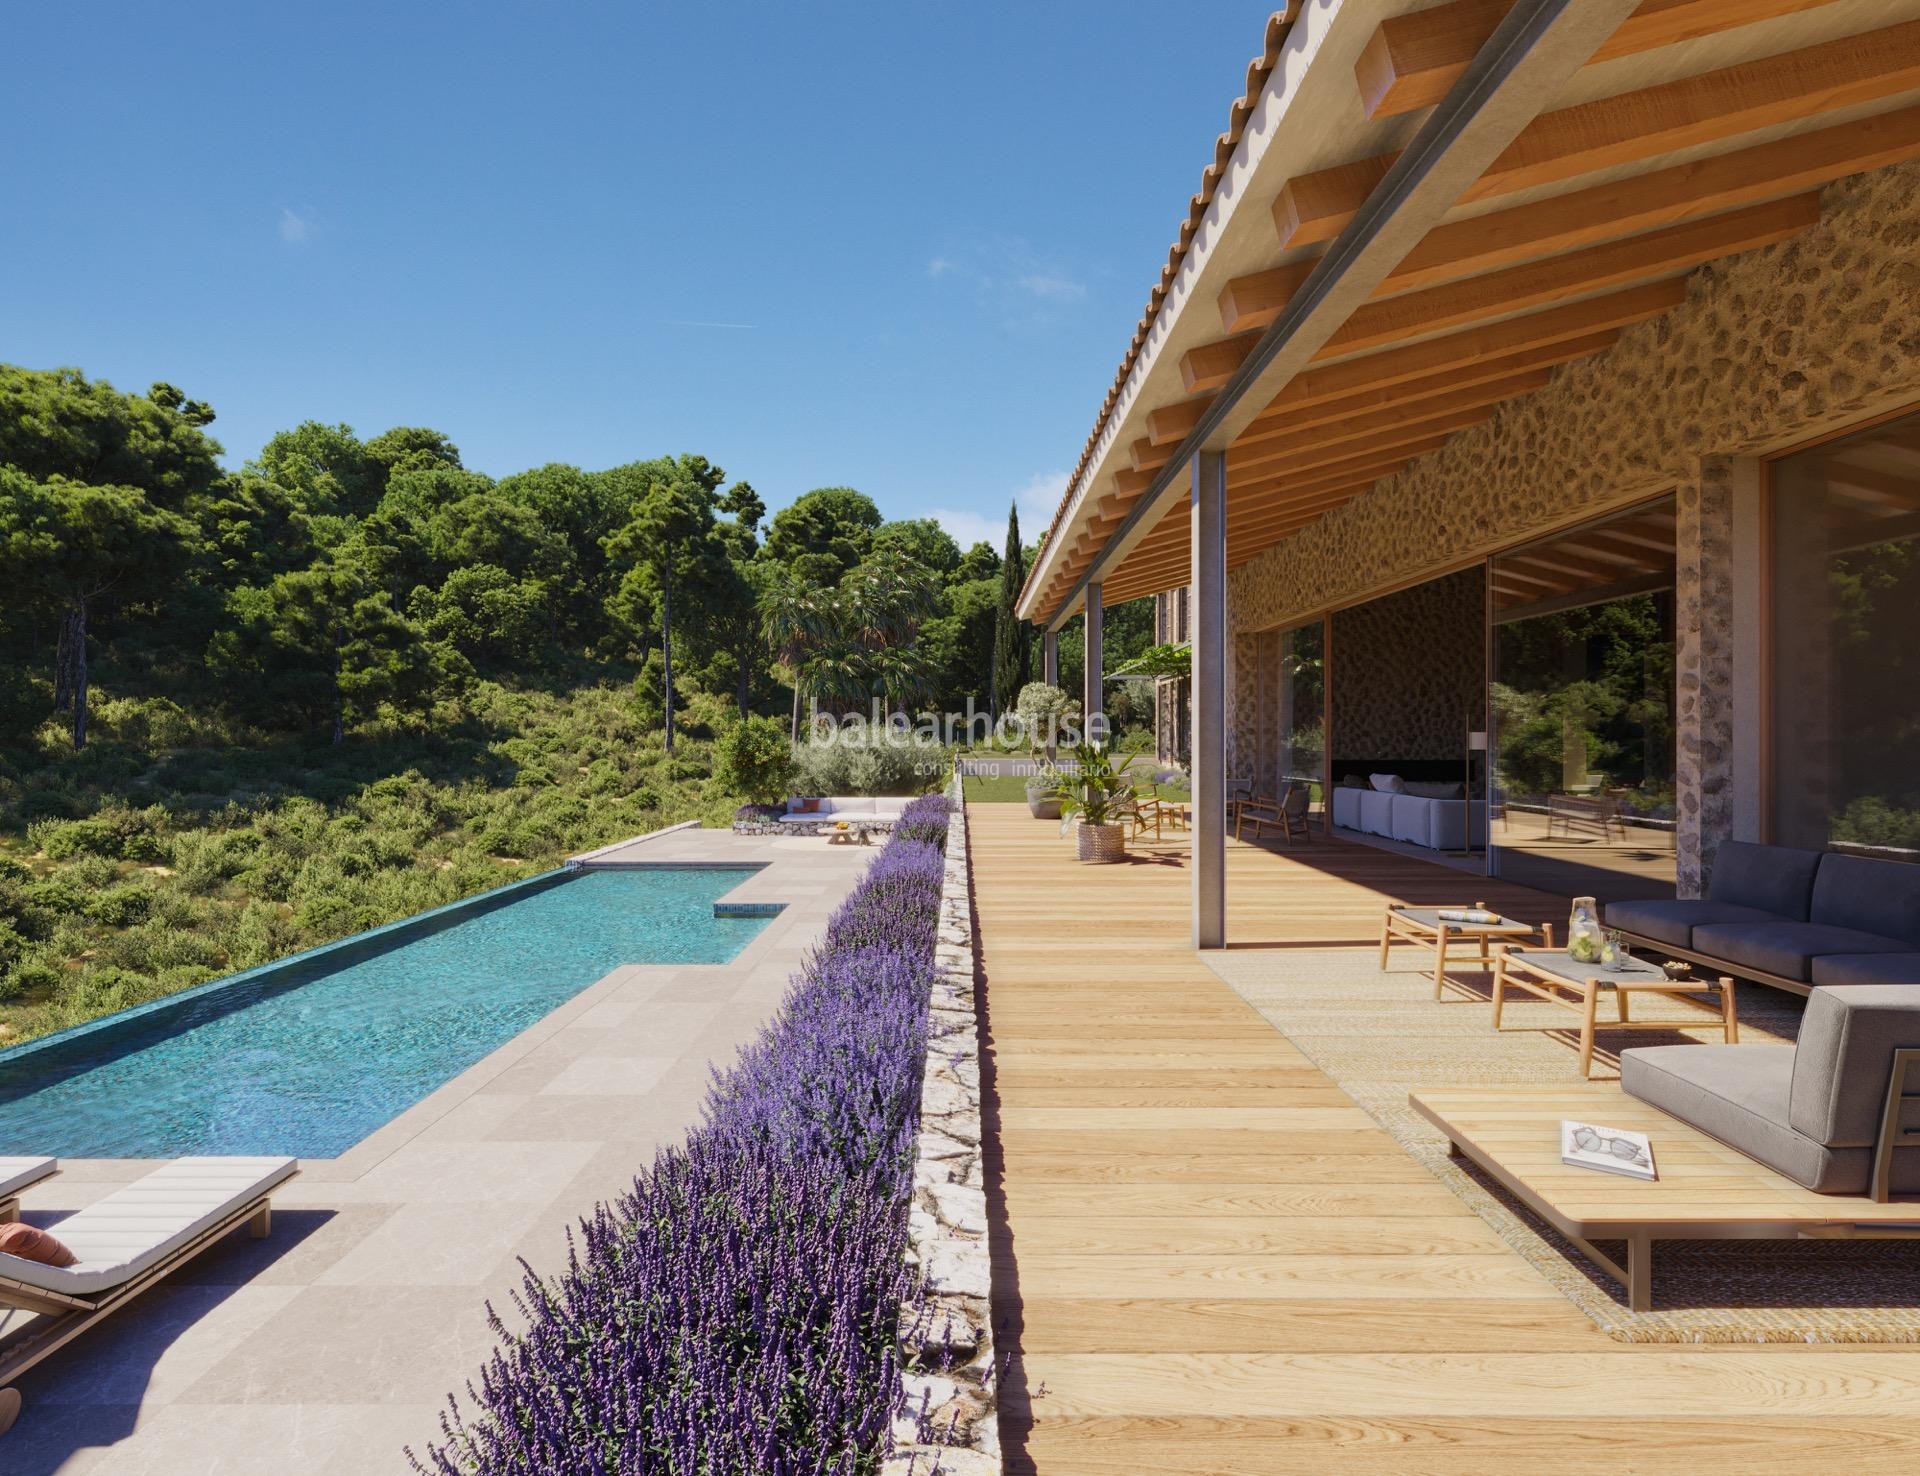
[
  {"x1": 32, "y1": 1285, "x2": 302, "y2": 1408},
  {"x1": 536, "y1": 1052, "x2": 679, "y2": 1096},
  {"x1": 314, "y1": 1199, "x2": 548, "y2": 1287},
  {"x1": 175, "y1": 1285, "x2": 506, "y2": 1406}
]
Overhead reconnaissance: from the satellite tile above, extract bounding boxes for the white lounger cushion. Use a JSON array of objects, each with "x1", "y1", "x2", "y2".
[
  {"x1": 0, "y1": 1157, "x2": 57, "y2": 1201},
  {"x1": 0, "y1": 1156, "x2": 296, "y2": 1297}
]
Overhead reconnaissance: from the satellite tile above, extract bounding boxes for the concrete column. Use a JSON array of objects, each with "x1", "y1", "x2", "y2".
[
  {"x1": 1043, "y1": 629, "x2": 1058, "y2": 688},
  {"x1": 1083, "y1": 582, "x2": 1104, "y2": 745},
  {"x1": 1192, "y1": 451, "x2": 1227, "y2": 950},
  {"x1": 1676, "y1": 456, "x2": 1737, "y2": 898}
]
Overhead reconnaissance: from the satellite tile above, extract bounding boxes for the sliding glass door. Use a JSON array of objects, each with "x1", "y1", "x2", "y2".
[
  {"x1": 1488, "y1": 499, "x2": 1678, "y2": 902},
  {"x1": 1771, "y1": 410, "x2": 1920, "y2": 863}
]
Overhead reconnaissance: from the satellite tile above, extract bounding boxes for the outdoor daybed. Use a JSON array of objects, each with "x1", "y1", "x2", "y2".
[
  {"x1": 0, "y1": 1159, "x2": 57, "y2": 1224},
  {"x1": 1608, "y1": 841, "x2": 1920, "y2": 995},
  {"x1": 0, "y1": 1155, "x2": 298, "y2": 1435},
  {"x1": 778, "y1": 796, "x2": 909, "y2": 828}
]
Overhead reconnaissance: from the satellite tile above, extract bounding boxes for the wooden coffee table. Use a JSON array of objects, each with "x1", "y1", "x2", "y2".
[
  {"x1": 1492, "y1": 947, "x2": 1737, "y2": 1078},
  {"x1": 1379, "y1": 903, "x2": 1552, "y2": 1000}
]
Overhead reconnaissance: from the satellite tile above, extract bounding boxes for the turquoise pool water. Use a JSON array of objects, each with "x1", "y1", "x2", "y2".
[{"x1": 0, "y1": 866, "x2": 770, "y2": 1159}]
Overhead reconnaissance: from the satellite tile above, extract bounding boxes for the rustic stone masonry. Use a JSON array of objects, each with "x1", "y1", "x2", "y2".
[{"x1": 886, "y1": 788, "x2": 1000, "y2": 1476}]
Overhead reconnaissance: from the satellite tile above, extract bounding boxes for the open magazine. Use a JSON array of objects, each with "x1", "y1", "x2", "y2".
[{"x1": 1560, "y1": 1120, "x2": 1657, "y2": 1181}]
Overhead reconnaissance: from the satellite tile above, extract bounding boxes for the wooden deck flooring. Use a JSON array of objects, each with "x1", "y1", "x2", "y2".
[{"x1": 969, "y1": 803, "x2": 1920, "y2": 1474}]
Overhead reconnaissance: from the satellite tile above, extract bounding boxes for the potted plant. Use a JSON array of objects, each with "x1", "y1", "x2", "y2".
[
  {"x1": 1047, "y1": 742, "x2": 1140, "y2": 863},
  {"x1": 1024, "y1": 773, "x2": 1063, "y2": 820}
]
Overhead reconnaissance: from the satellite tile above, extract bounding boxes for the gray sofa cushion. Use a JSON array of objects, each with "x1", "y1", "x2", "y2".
[
  {"x1": 1788, "y1": 985, "x2": 1920, "y2": 1149},
  {"x1": 1621, "y1": 1043, "x2": 1864, "y2": 1193},
  {"x1": 1605, "y1": 898, "x2": 1780, "y2": 949},
  {"x1": 1812, "y1": 953, "x2": 1920, "y2": 988},
  {"x1": 1690, "y1": 921, "x2": 1911, "y2": 983},
  {"x1": 1809, "y1": 854, "x2": 1920, "y2": 946},
  {"x1": 1707, "y1": 840, "x2": 1823, "y2": 919}
]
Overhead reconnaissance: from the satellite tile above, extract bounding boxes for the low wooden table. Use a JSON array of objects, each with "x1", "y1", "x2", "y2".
[
  {"x1": 1493, "y1": 947, "x2": 1736, "y2": 1078},
  {"x1": 826, "y1": 823, "x2": 874, "y2": 846},
  {"x1": 1379, "y1": 903, "x2": 1551, "y2": 1000},
  {"x1": 1412, "y1": 1085, "x2": 1920, "y2": 1311}
]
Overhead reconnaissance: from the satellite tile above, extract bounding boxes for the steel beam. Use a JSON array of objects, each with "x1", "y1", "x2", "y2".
[
  {"x1": 1083, "y1": 583, "x2": 1104, "y2": 744},
  {"x1": 1191, "y1": 452, "x2": 1227, "y2": 950}
]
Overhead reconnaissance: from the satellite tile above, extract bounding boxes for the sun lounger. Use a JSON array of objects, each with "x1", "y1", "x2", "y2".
[
  {"x1": 0, "y1": 1156, "x2": 297, "y2": 1434},
  {"x1": 0, "y1": 1160, "x2": 58, "y2": 1225}
]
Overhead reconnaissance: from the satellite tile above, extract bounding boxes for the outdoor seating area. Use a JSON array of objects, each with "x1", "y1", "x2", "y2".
[
  {"x1": 1609, "y1": 842, "x2": 1920, "y2": 996},
  {"x1": 972, "y1": 805, "x2": 1920, "y2": 1472}
]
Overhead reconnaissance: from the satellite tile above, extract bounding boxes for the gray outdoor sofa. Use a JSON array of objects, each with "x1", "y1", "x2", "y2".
[
  {"x1": 1608, "y1": 840, "x2": 1920, "y2": 996},
  {"x1": 1623, "y1": 985, "x2": 1920, "y2": 1199}
]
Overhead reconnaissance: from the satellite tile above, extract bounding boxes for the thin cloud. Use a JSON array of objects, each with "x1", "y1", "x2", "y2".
[
  {"x1": 926, "y1": 238, "x2": 1088, "y2": 316},
  {"x1": 1015, "y1": 272, "x2": 1086, "y2": 302},
  {"x1": 278, "y1": 206, "x2": 315, "y2": 245},
  {"x1": 928, "y1": 470, "x2": 1072, "y2": 555}
]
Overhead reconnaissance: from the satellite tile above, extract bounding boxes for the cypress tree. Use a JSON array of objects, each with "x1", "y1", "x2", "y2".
[{"x1": 990, "y1": 501, "x2": 1031, "y2": 719}]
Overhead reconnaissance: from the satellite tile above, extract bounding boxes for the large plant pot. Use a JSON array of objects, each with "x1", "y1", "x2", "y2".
[
  {"x1": 1027, "y1": 793, "x2": 1063, "y2": 819},
  {"x1": 1076, "y1": 821, "x2": 1127, "y2": 864}
]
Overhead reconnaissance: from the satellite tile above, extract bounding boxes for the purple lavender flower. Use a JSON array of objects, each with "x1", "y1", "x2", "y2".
[{"x1": 411, "y1": 804, "x2": 951, "y2": 1475}]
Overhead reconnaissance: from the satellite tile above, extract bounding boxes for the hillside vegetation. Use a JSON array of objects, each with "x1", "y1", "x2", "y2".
[{"x1": 0, "y1": 363, "x2": 1156, "y2": 1044}]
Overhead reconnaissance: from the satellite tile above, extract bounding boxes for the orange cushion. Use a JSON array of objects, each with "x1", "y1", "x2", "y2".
[
  {"x1": 0, "y1": 1221, "x2": 77, "y2": 1267},
  {"x1": 797, "y1": 798, "x2": 821, "y2": 814}
]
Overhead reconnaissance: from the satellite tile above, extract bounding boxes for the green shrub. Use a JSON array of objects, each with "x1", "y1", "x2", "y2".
[
  {"x1": 86, "y1": 885, "x2": 155, "y2": 927},
  {"x1": 20, "y1": 787, "x2": 81, "y2": 820},
  {"x1": 23, "y1": 874, "x2": 86, "y2": 916},
  {"x1": 1, "y1": 955, "x2": 61, "y2": 1003},
  {"x1": 711, "y1": 717, "x2": 795, "y2": 803},
  {"x1": 40, "y1": 818, "x2": 118, "y2": 860}
]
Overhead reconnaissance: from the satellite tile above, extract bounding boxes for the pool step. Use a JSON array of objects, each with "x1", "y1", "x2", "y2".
[{"x1": 713, "y1": 900, "x2": 786, "y2": 918}]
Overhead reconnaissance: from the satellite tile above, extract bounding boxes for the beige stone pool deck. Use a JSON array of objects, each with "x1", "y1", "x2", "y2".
[{"x1": 0, "y1": 825, "x2": 871, "y2": 1475}]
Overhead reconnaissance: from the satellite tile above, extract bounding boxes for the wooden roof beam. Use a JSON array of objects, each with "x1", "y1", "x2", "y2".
[
  {"x1": 1222, "y1": 103, "x2": 1920, "y2": 332},
  {"x1": 1209, "y1": 280, "x2": 1681, "y2": 421},
  {"x1": 1147, "y1": 396, "x2": 1212, "y2": 446},
  {"x1": 1186, "y1": 199, "x2": 1793, "y2": 408},
  {"x1": 1241, "y1": 330, "x2": 1620, "y2": 439},
  {"x1": 1281, "y1": 14, "x2": 1920, "y2": 247},
  {"x1": 1322, "y1": 193, "x2": 1818, "y2": 358},
  {"x1": 1231, "y1": 403, "x2": 1502, "y2": 482},
  {"x1": 1234, "y1": 368, "x2": 1551, "y2": 458},
  {"x1": 1356, "y1": 0, "x2": 1843, "y2": 121}
]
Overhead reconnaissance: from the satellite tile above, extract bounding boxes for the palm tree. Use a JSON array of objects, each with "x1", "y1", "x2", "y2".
[
  {"x1": 839, "y1": 546, "x2": 938, "y2": 717},
  {"x1": 758, "y1": 566, "x2": 838, "y2": 741}
]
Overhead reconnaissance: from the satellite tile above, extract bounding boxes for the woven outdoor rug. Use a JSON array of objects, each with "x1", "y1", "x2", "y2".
[{"x1": 1204, "y1": 945, "x2": 1920, "y2": 1343}]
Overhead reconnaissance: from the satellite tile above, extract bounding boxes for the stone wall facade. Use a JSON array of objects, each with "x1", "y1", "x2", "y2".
[
  {"x1": 1227, "y1": 160, "x2": 1920, "y2": 893},
  {"x1": 1328, "y1": 567, "x2": 1484, "y2": 765},
  {"x1": 887, "y1": 790, "x2": 999, "y2": 1476},
  {"x1": 1674, "y1": 457, "x2": 1737, "y2": 896}
]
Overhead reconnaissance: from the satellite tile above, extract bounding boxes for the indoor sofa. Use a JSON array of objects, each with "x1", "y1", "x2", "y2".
[
  {"x1": 1608, "y1": 840, "x2": 1920, "y2": 995},
  {"x1": 1331, "y1": 775, "x2": 1475, "y2": 851}
]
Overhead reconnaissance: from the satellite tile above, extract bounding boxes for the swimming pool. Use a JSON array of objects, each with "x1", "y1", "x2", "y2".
[{"x1": 0, "y1": 866, "x2": 772, "y2": 1159}]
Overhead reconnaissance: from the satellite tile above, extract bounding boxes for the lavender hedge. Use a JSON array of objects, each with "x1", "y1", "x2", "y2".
[{"x1": 412, "y1": 796, "x2": 953, "y2": 1476}]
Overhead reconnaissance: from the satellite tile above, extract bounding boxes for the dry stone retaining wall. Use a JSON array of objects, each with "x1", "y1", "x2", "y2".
[{"x1": 886, "y1": 786, "x2": 999, "y2": 1476}]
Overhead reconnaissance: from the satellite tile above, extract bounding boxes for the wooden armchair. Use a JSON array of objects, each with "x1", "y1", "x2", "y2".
[{"x1": 1240, "y1": 784, "x2": 1312, "y2": 845}]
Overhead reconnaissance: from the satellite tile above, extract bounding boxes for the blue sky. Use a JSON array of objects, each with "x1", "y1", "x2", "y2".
[{"x1": 5, "y1": 2, "x2": 1266, "y2": 548}]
